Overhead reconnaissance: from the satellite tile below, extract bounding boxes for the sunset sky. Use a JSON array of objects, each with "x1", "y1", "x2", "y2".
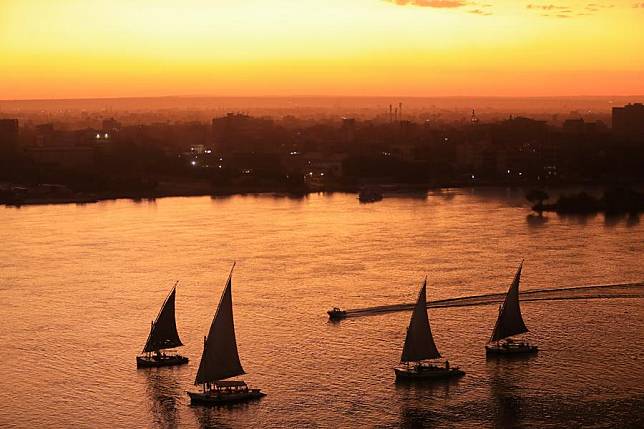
[{"x1": 1, "y1": 0, "x2": 643, "y2": 99}]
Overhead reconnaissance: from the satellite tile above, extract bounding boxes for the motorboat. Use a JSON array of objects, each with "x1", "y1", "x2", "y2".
[{"x1": 327, "y1": 307, "x2": 347, "y2": 320}]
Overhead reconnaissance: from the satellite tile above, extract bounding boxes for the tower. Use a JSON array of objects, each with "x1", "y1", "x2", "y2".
[{"x1": 471, "y1": 109, "x2": 479, "y2": 125}]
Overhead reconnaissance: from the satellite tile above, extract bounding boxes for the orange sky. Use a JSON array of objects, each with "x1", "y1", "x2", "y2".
[{"x1": 1, "y1": 0, "x2": 643, "y2": 99}]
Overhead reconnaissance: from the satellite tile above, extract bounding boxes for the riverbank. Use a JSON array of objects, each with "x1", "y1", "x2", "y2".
[
  {"x1": 532, "y1": 187, "x2": 644, "y2": 215},
  {"x1": 2, "y1": 179, "x2": 643, "y2": 207},
  {"x1": 0, "y1": 180, "x2": 427, "y2": 206}
]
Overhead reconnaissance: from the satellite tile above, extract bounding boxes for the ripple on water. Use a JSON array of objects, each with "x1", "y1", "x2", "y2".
[{"x1": 1, "y1": 191, "x2": 643, "y2": 428}]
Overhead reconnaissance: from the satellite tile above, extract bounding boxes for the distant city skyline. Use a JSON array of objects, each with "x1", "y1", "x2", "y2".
[{"x1": 1, "y1": 0, "x2": 643, "y2": 100}]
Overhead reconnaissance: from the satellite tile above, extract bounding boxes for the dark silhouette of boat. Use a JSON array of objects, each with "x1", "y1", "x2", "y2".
[
  {"x1": 187, "y1": 263, "x2": 265, "y2": 405},
  {"x1": 136, "y1": 282, "x2": 189, "y2": 368},
  {"x1": 358, "y1": 187, "x2": 383, "y2": 203},
  {"x1": 394, "y1": 278, "x2": 465, "y2": 381},
  {"x1": 327, "y1": 307, "x2": 347, "y2": 320},
  {"x1": 486, "y1": 261, "x2": 538, "y2": 355}
]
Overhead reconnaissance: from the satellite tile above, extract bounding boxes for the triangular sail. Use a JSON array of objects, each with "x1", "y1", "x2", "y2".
[
  {"x1": 401, "y1": 279, "x2": 441, "y2": 362},
  {"x1": 194, "y1": 265, "x2": 245, "y2": 385},
  {"x1": 489, "y1": 261, "x2": 529, "y2": 343},
  {"x1": 142, "y1": 283, "x2": 184, "y2": 353}
]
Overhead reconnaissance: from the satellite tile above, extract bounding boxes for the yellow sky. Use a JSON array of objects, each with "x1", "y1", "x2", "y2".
[{"x1": 1, "y1": 0, "x2": 643, "y2": 99}]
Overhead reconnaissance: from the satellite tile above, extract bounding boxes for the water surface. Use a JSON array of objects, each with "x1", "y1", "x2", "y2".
[{"x1": 1, "y1": 189, "x2": 642, "y2": 428}]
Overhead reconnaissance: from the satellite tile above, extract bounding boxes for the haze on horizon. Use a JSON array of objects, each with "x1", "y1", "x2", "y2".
[{"x1": 1, "y1": 0, "x2": 643, "y2": 100}]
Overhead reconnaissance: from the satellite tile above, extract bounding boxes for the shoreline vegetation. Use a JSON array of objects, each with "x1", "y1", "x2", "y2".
[
  {"x1": 0, "y1": 180, "x2": 416, "y2": 206},
  {"x1": 528, "y1": 188, "x2": 644, "y2": 215},
  {"x1": 2, "y1": 179, "x2": 643, "y2": 214}
]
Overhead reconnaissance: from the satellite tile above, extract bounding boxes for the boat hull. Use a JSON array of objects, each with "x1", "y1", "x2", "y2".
[
  {"x1": 187, "y1": 389, "x2": 265, "y2": 405},
  {"x1": 485, "y1": 343, "x2": 538, "y2": 355},
  {"x1": 136, "y1": 355, "x2": 189, "y2": 368},
  {"x1": 358, "y1": 188, "x2": 383, "y2": 203},
  {"x1": 327, "y1": 310, "x2": 347, "y2": 320},
  {"x1": 358, "y1": 194, "x2": 383, "y2": 203},
  {"x1": 394, "y1": 365, "x2": 465, "y2": 382}
]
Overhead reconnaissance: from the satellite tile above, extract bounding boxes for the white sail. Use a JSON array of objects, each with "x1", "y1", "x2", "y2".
[
  {"x1": 194, "y1": 265, "x2": 246, "y2": 385},
  {"x1": 400, "y1": 279, "x2": 441, "y2": 362},
  {"x1": 489, "y1": 261, "x2": 529, "y2": 343}
]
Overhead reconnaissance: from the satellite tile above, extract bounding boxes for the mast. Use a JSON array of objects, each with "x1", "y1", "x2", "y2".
[
  {"x1": 400, "y1": 278, "x2": 441, "y2": 363},
  {"x1": 488, "y1": 260, "x2": 528, "y2": 343},
  {"x1": 142, "y1": 281, "x2": 184, "y2": 353},
  {"x1": 194, "y1": 262, "x2": 246, "y2": 385}
]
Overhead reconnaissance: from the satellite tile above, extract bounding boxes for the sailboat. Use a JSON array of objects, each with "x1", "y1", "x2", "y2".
[
  {"x1": 136, "y1": 282, "x2": 189, "y2": 368},
  {"x1": 187, "y1": 263, "x2": 265, "y2": 405},
  {"x1": 394, "y1": 278, "x2": 465, "y2": 381},
  {"x1": 485, "y1": 261, "x2": 538, "y2": 355}
]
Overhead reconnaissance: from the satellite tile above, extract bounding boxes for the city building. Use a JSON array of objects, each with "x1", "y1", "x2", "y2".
[
  {"x1": 341, "y1": 117, "x2": 356, "y2": 144},
  {"x1": 212, "y1": 113, "x2": 275, "y2": 153},
  {"x1": 563, "y1": 118, "x2": 585, "y2": 134},
  {"x1": 301, "y1": 152, "x2": 346, "y2": 185},
  {"x1": 471, "y1": 109, "x2": 479, "y2": 125},
  {"x1": 612, "y1": 103, "x2": 644, "y2": 139},
  {"x1": 0, "y1": 119, "x2": 19, "y2": 156},
  {"x1": 25, "y1": 145, "x2": 96, "y2": 169},
  {"x1": 35, "y1": 123, "x2": 56, "y2": 146},
  {"x1": 562, "y1": 118, "x2": 607, "y2": 134},
  {"x1": 102, "y1": 118, "x2": 121, "y2": 131}
]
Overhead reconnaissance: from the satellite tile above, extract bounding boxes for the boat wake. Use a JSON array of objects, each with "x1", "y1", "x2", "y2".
[{"x1": 337, "y1": 282, "x2": 644, "y2": 319}]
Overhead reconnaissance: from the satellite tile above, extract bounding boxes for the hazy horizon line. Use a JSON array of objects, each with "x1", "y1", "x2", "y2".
[{"x1": 2, "y1": 94, "x2": 644, "y2": 103}]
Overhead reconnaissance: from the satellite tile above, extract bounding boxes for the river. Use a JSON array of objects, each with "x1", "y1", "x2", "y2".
[{"x1": 1, "y1": 188, "x2": 642, "y2": 428}]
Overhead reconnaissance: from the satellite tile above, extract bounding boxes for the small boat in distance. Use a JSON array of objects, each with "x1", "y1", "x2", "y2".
[
  {"x1": 394, "y1": 278, "x2": 465, "y2": 382},
  {"x1": 136, "y1": 282, "x2": 189, "y2": 368},
  {"x1": 486, "y1": 260, "x2": 538, "y2": 355},
  {"x1": 187, "y1": 263, "x2": 265, "y2": 405},
  {"x1": 358, "y1": 187, "x2": 383, "y2": 203},
  {"x1": 327, "y1": 307, "x2": 347, "y2": 320}
]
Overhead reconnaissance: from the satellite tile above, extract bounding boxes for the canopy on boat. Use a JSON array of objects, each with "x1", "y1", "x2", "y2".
[
  {"x1": 489, "y1": 261, "x2": 529, "y2": 343},
  {"x1": 400, "y1": 279, "x2": 441, "y2": 363},
  {"x1": 213, "y1": 380, "x2": 247, "y2": 388},
  {"x1": 142, "y1": 284, "x2": 184, "y2": 353},
  {"x1": 194, "y1": 264, "x2": 246, "y2": 385}
]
